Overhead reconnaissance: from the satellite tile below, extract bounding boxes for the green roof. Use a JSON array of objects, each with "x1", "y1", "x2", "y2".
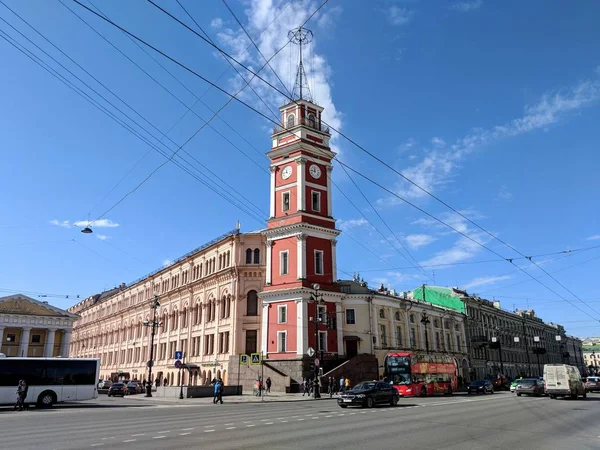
[{"x1": 412, "y1": 286, "x2": 465, "y2": 314}]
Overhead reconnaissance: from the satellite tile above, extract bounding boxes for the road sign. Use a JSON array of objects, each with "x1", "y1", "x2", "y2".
[
  {"x1": 250, "y1": 353, "x2": 262, "y2": 365},
  {"x1": 307, "y1": 347, "x2": 315, "y2": 357},
  {"x1": 314, "y1": 358, "x2": 320, "y2": 367},
  {"x1": 175, "y1": 351, "x2": 183, "y2": 360},
  {"x1": 240, "y1": 354, "x2": 249, "y2": 365},
  {"x1": 175, "y1": 360, "x2": 182, "y2": 369}
]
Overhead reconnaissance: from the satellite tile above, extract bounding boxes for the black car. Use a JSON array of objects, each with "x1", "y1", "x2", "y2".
[
  {"x1": 338, "y1": 381, "x2": 400, "y2": 408},
  {"x1": 126, "y1": 382, "x2": 142, "y2": 395},
  {"x1": 467, "y1": 380, "x2": 494, "y2": 395},
  {"x1": 107, "y1": 383, "x2": 127, "y2": 397}
]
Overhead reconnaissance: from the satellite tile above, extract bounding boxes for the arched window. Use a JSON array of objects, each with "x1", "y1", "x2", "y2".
[
  {"x1": 253, "y1": 248, "x2": 260, "y2": 264},
  {"x1": 410, "y1": 314, "x2": 415, "y2": 324},
  {"x1": 395, "y1": 311, "x2": 401, "y2": 321},
  {"x1": 219, "y1": 255, "x2": 222, "y2": 270},
  {"x1": 247, "y1": 290, "x2": 258, "y2": 316},
  {"x1": 207, "y1": 301, "x2": 212, "y2": 322},
  {"x1": 379, "y1": 309, "x2": 385, "y2": 319},
  {"x1": 287, "y1": 114, "x2": 295, "y2": 128},
  {"x1": 308, "y1": 113, "x2": 316, "y2": 128},
  {"x1": 246, "y1": 248, "x2": 252, "y2": 264}
]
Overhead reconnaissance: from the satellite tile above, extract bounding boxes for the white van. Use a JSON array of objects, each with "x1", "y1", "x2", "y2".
[{"x1": 543, "y1": 364, "x2": 586, "y2": 399}]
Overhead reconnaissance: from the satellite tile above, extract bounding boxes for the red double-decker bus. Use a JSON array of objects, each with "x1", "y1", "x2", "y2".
[{"x1": 383, "y1": 352, "x2": 458, "y2": 397}]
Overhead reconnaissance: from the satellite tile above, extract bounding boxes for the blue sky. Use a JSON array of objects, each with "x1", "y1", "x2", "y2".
[{"x1": 1, "y1": 0, "x2": 599, "y2": 337}]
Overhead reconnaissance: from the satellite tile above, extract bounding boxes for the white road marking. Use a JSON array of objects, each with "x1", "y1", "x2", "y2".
[
  {"x1": 297, "y1": 419, "x2": 305, "y2": 421},
  {"x1": 246, "y1": 424, "x2": 256, "y2": 427},
  {"x1": 360, "y1": 411, "x2": 367, "y2": 414},
  {"x1": 204, "y1": 430, "x2": 215, "y2": 433},
  {"x1": 338, "y1": 414, "x2": 345, "y2": 416},
  {"x1": 181, "y1": 428, "x2": 194, "y2": 431},
  {"x1": 131, "y1": 434, "x2": 145, "y2": 437},
  {"x1": 325, "y1": 415, "x2": 332, "y2": 418},
  {"x1": 224, "y1": 423, "x2": 234, "y2": 426},
  {"x1": 291, "y1": 415, "x2": 299, "y2": 418},
  {"x1": 123, "y1": 439, "x2": 137, "y2": 443},
  {"x1": 226, "y1": 427, "x2": 236, "y2": 430},
  {"x1": 153, "y1": 436, "x2": 167, "y2": 439},
  {"x1": 204, "y1": 425, "x2": 215, "y2": 428},
  {"x1": 90, "y1": 445, "x2": 104, "y2": 448},
  {"x1": 312, "y1": 417, "x2": 319, "y2": 419},
  {"x1": 265, "y1": 422, "x2": 274, "y2": 425},
  {"x1": 179, "y1": 433, "x2": 191, "y2": 436},
  {"x1": 281, "y1": 420, "x2": 288, "y2": 423},
  {"x1": 349, "y1": 412, "x2": 356, "y2": 415},
  {"x1": 157, "y1": 431, "x2": 170, "y2": 433}
]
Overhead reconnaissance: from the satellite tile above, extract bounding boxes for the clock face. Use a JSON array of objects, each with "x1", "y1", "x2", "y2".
[
  {"x1": 309, "y1": 164, "x2": 322, "y2": 179},
  {"x1": 281, "y1": 165, "x2": 292, "y2": 180}
]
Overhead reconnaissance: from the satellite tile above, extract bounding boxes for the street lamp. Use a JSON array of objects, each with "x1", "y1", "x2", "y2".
[
  {"x1": 142, "y1": 295, "x2": 161, "y2": 397},
  {"x1": 491, "y1": 336, "x2": 504, "y2": 375},
  {"x1": 421, "y1": 312, "x2": 431, "y2": 354},
  {"x1": 533, "y1": 336, "x2": 544, "y2": 376},
  {"x1": 555, "y1": 335, "x2": 566, "y2": 364},
  {"x1": 310, "y1": 283, "x2": 324, "y2": 399}
]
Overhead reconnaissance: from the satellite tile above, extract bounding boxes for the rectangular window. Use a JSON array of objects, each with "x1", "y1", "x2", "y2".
[
  {"x1": 318, "y1": 331, "x2": 327, "y2": 352},
  {"x1": 31, "y1": 334, "x2": 41, "y2": 344},
  {"x1": 311, "y1": 191, "x2": 321, "y2": 212},
  {"x1": 277, "y1": 331, "x2": 287, "y2": 352},
  {"x1": 280, "y1": 251, "x2": 289, "y2": 275},
  {"x1": 345, "y1": 309, "x2": 356, "y2": 325},
  {"x1": 315, "y1": 250, "x2": 324, "y2": 275},
  {"x1": 317, "y1": 305, "x2": 327, "y2": 324},
  {"x1": 6, "y1": 333, "x2": 15, "y2": 342},
  {"x1": 410, "y1": 328, "x2": 417, "y2": 348},
  {"x1": 278, "y1": 305, "x2": 287, "y2": 324},
  {"x1": 380, "y1": 324, "x2": 387, "y2": 346},
  {"x1": 396, "y1": 327, "x2": 402, "y2": 347},
  {"x1": 245, "y1": 330, "x2": 257, "y2": 354},
  {"x1": 282, "y1": 191, "x2": 290, "y2": 212}
]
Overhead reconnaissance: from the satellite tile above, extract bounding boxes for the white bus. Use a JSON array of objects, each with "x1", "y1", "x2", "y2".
[{"x1": 0, "y1": 357, "x2": 100, "y2": 407}]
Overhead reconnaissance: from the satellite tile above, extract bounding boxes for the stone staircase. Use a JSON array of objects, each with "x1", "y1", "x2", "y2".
[{"x1": 321, "y1": 353, "x2": 379, "y2": 391}]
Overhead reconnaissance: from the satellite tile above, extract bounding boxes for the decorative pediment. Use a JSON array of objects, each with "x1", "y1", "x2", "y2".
[{"x1": 0, "y1": 295, "x2": 78, "y2": 319}]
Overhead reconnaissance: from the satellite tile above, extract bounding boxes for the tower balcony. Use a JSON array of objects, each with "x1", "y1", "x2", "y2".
[{"x1": 272, "y1": 118, "x2": 330, "y2": 136}]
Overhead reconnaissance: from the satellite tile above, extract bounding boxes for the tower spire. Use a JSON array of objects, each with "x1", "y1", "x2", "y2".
[{"x1": 288, "y1": 27, "x2": 313, "y2": 102}]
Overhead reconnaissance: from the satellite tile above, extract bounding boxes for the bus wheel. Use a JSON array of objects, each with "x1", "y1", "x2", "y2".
[
  {"x1": 420, "y1": 386, "x2": 427, "y2": 397},
  {"x1": 37, "y1": 391, "x2": 56, "y2": 408}
]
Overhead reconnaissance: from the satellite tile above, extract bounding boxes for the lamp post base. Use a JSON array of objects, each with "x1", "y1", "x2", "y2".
[{"x1": 145, "y1": 384, "x2": 153, "y2": 397}]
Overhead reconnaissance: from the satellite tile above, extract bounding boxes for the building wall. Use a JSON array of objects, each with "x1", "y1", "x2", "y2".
[{"x1": 68, "y1": 232, "x2": 265, "y2": 386}]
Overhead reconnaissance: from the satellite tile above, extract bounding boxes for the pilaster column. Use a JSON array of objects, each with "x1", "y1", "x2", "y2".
[
  {"x1": 297, "y1": 158, "x2": 306, "y2": 211},
  {"x1": 336, "y1": 302, "x2": 344, "y2": 355},
  {"x1": 261, "y1": 302, "x2": 269, "y2": 355},
  {"x1": 297, "y1": 234, "x2": 307, "y2": 280},
  {"x1": 404, "y1": 311, "x2": 411, "y2": 348},
  {"x1": 331, "y1": 239, "x2": 338, "y2": 282},
  {"x1": 265, "y1": 241, "x2": 273, "y2": 285},
  {"x1": 19, "y1": 327, "x2": 32, "y2": 357},
  {"x1": 326, "y1": 165, "x2": 333, "y2": 216},
  {"x1": 390, "y1": 308, "x2": 396, "y2": 347},
  {"x1": 44, "y1": 328, "x2": 57, "y2": 357},
  {"x1": 269, "y1": 166, "x2": 276, "y2": 218},
  {"x1": 60, "y1": 330, "x2": 71, "y2": 358},
  {"x1": 296, "y1": 298, "x2": 308, "y2": 355},
  {"x1": 0, "y1": 326, "x2": 5, "y2": 347}
]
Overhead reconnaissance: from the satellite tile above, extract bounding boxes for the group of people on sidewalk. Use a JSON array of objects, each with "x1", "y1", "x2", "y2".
[
  {"x1": 255, "y1": 377, "x2": 272, "y2": 396},
  {"x1": 13, "y1": 380, "x2": 28, "y2": 411},
  {"x1": 302, "y1": 376, "x2": 350, "y2": 397}
]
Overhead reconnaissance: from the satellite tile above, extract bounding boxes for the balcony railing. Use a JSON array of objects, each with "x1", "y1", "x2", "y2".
[{"x1": 272, "y1": 117, "x2": 330, "y2": 135}]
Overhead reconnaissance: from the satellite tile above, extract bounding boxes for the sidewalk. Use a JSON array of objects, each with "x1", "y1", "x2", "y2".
[{"x1": 123, "y1": 392, "x2": 338, "y2": 405}]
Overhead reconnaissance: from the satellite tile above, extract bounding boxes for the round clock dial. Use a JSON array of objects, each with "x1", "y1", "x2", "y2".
[
  {"x1": 281, "y1": 165, "x2": 292, "y2": 180},
  {"x1": 309, "y1": 164, "x2": 322, "y2": 179}
]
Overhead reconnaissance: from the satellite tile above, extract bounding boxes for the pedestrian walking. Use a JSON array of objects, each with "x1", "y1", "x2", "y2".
[
  {"x1": 339, "y1": 376, "x2": 345, "y2": 392},
  {"x1": 265, "y1": 377, "x2": 271, "y2": 394},
  {"x1": 14, "y1": 380, "x2": 28, "y2": 411},
  {"x1": 302, "y1": 378, "x2": 308, "y2": 396},
  {"x1": 256, "y1": 378, "x2": 262, "y2": 396},
  {"x1": 213, "y1": 379, "x2": 223, "y2": 404},
  {"x1": 328, "y1": 376, "x2": 334, "y2": 398},
  {"x1": 345, "y1": 377, "x2": 350, "y2": 391}
]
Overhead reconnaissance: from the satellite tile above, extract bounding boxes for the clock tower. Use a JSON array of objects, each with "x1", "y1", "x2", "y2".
[{"x1": 259, "y1": 28, "x2": 343, "y2": 369}]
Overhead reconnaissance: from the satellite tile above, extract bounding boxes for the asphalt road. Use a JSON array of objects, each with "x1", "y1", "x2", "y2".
[{"x1": 2, "y1": 392, "x2": 599, "y2": 449}]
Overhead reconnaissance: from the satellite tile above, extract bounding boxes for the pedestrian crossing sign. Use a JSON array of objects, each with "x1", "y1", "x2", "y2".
[
  {"x1": 240, "y1": 354, "x2": 249, "y2": 365},
  {"x1": 250, "y1": 353, "x2": 261, "y2": 365}
]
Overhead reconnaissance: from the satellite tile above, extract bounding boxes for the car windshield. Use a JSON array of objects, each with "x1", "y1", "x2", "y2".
[
  {"x1": 353, "y1": 382, "x2": 376, "y2": 390},
  {"x1": 112, "y1": 383, "x2": 124, "y2": 387},
  {"x1": 587, "y1": 377, "x2": 599, "y2": 382},
  {"x1": 471, "y1": 380, "x2": 485, "y2": 386},
  {"x1": 519, "y1": 379, "x2": 537, "y2": 385}
]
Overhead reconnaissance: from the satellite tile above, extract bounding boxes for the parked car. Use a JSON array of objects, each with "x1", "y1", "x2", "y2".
[
  {"x1": 98, "y1": 380, "x2": 112, "y2": 389},
  {"x1": 585, "y1": 376, "x2": 600, "y2": 392},
  {"x1": 515, "y1": 378, "x2": 544, "y2": 396},
  {"x1": 338, "y1": 381, "x2": 400, "y2": 408},
  {"x1": 107, "y1": 383, "x2": 127, "y2": 397},
  {"x1": 467, "y1": 380, "x2": 494, "y2": 395},
  {"x1": 544, "y1": 364, "x2": 586, "y2": 399},
  {"x1": 510, "y1": 377, "x2": 523, "y2": 393},
  {"x1": 126, "y1": 381, "x2": 142, "y2": 395}
]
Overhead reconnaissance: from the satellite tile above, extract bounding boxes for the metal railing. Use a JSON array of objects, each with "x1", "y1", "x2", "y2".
[{"x1": 272, "y1": 117, "x2": 330, "y2": 135}]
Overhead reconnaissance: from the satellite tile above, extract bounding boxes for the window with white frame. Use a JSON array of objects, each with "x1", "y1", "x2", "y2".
[
  {"x1": 317, "y1": 305, "x2": 326, "y2": 324},
  {"x1": 280, "y1": 251, "x2": 289, "y2": 275},
  {"x1": 278, "y1": 305, "x2": 287, "y2": 324},
  {"x1": 318, "y1": 331, "x2": 327, "y2": 352},
  {"x1": 311, "y1": 191, "x2": 321, "y2": 212},
  {"x1": 277, "y1": 331, "x2": 287, "y2": 352},
  {"x1": 396, "y1": 326, "x2": 403, "y2": 347},
  {"x1": 380, "y1": 324, "x2": 387, "y2": 346},
  {"x1": 314, "y1": 250, "x2": 324, "y2": 275},
  {"x1": 282, "y1": 191, "x2": 290, "y2": 212},
  {"x1": 345, "y1": 308, "x2": 356, "y2": 325}
]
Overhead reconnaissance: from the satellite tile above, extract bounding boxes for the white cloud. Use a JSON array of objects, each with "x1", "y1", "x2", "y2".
[
  {"x1": 50, "y1": 219, "x2": 71, "y2": 228},
  {"x1": 210, "y1": 17, "x2": 224, "y2": 29},
  {"x1": 587, "y1": 235, "x2": 600, "y2": 241},
  {"x1": 372, "y1": 271, "x2": 420, "y2": 289},
  {"x1": 387, "y1": 6, "x2": 414, "y2": 26},
  {"x1": 96, "y1": 234, "x2": 109, "y2": 241},
  {"x1": 73, "y1": 219, "x2": 120, "y2": 228},
  {"x1": 405, "y1": 234, "x2": 437, "y2": 249},
  {"x1": 338, "y1": 217, "x2": 369, "y2": 231},
  {"x1": 386, "y1": 71, "x2": 600, "y2": 201},
  {"x1": 452, "y1": 0, "x2": 483, "y2": 12},
  {"x1": 162, "y1": 259, "x2": 173, "y2": 267},
  {"x1": 431, "y1": 137, "x2": 446, "y2": 148},
  {"x1": 215, "y1": 0, "x2": 343, "y2": 153},
  {"x1": 398, "y1": 137, "x2": 417, "y2": 153},
  {"x1": 463, "y1": 274, "x2": 511, "y2": 290},
  {"x1": 496, "y1": 185, "x2": 513, "y2": 202}
]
